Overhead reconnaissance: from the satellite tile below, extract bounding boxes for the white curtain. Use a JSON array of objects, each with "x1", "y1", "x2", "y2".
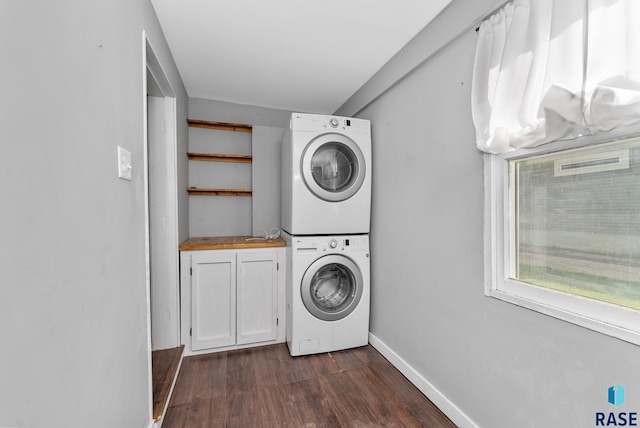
[{"x1": 472, "y1": 0, "x2": 640, "y2": 154}]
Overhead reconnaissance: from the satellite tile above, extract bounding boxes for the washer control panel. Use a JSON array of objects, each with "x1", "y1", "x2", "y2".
[{"x1": 292, "y1": 235, "x2": 369, "y2": 255}]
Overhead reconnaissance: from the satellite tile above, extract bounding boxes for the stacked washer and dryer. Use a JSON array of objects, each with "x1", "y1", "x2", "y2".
[{"x1": 281, "y1": 112, "x2": 372, "y2": 356}]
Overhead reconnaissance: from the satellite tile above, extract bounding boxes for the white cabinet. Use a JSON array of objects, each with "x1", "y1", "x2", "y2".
[
  {"x1": 236, "y1": 251, "x2": 279, "y2": 345},
  {"x1": 180, "y1": 246, "x2": 285, "y2": 355},
  {"x1": 189, "y1": 251, "x2": 236, "y2": 351}
]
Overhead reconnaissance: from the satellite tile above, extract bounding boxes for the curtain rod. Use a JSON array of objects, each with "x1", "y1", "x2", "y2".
[
  {"x1": 352, "y1": 0, "x2": 513, "y2": 116},
  {"x1": 476, "y1": 0, "x2": 514, "y2": 30}
]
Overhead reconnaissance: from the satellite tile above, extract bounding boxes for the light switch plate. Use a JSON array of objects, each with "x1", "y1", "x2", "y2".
[{"x1": 117, "y1": 146, "x2": 132, "y2": 180}]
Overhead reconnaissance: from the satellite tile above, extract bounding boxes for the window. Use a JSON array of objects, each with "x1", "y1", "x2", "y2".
[{"x1": 485, "y1": 130, "x2": 640, "y2": 344}]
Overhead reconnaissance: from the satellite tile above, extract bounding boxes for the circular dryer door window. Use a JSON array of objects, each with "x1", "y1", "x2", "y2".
[
  {"x1": 301, "y1": 133, "x2": 366, "y2": 202},
  {"x1": 301, "y1": 255, "x2": 363, "y2": 321}
]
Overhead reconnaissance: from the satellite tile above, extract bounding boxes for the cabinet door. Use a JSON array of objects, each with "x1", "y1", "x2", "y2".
[
  {"x1": 190, "y1": 252, "x2": 236, "y2": 351},
  {"x1": 236, "y1": 250, "x2": 278, "y2": 345}
]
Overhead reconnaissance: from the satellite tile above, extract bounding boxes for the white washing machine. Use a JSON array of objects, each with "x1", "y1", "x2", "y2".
[
  {"x1": 283, "y1": 232, "x2": 370, "y2": 356},
  {"x1": 281, "y1": 112, "x2": 372, "y2": 235}
]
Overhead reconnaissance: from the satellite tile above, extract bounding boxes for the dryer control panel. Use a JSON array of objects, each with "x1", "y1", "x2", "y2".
[{"x1": 290, "y1": 112, "x2": 370, "y2": 137}]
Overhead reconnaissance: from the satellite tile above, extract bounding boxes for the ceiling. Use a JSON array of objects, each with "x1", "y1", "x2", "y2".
[{"x1": 151, "y1": 0, "x2": 452, "y2": 114}]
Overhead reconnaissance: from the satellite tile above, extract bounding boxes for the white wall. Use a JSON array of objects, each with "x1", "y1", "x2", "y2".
[
  {"x1": 252, "y1": 126, "x2": 285, "y2": 236},
  {"x1": 0, "y1": 1, "x2": 187, "y2": 427},
  {"x1": 338, "y1": 0, "x2": 640, "y2": 426},
  {"x1": 189, "y1": 97, "x2": 291, "y2": 129}
]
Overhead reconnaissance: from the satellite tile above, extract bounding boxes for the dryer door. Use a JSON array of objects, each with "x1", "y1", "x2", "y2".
[
  {"x1": 301, "y1": 133, "x2": 366, "y2": 202},
  {"x1": 301, "y1": 255, "x2": 363, "y2": 321}
]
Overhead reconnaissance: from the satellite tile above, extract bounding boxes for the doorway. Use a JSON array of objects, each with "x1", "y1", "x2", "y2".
[{"x1": 144, "y1": 33, "x2": 181, "y2": 423}]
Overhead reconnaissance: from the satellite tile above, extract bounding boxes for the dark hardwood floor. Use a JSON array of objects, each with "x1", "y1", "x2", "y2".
[
  {"x1": 152, "y1": 345, "x2": 184, "y2": 421},
  {"x1": 162, "y1": 343, "x2": 457, "y2": 427}
]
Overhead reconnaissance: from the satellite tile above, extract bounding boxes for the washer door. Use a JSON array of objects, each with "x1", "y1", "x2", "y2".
[
  {"x1": 301, "y1": 133, "x2": 366, "y2": 202},
  {"x1": 301, "y1": 255, "x2": 363, "y2": 321}
]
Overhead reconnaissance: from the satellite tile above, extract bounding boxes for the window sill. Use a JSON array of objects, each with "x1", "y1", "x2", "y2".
[{"x1": 486, "y1": 286, "x2": 640, "y2": 346}]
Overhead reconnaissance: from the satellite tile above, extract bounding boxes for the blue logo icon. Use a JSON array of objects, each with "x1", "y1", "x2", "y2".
[{"x1": 609, "y1": 384, "x2": 625, "y2": 408}]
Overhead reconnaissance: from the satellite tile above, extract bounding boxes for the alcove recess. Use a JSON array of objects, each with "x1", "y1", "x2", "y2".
[{"x1": 186, "y1": 119, "x2": 253, "y2": 197}]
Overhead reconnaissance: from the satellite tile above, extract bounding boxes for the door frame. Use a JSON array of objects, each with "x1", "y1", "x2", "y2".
[{"x1": 142, "y1": 31, "x2": 179, "y2": 424}]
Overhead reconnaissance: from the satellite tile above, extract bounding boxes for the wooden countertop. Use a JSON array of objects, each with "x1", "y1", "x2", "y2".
[{"x1": 179, "y1": 236, "x2": 286, "y2": 251}]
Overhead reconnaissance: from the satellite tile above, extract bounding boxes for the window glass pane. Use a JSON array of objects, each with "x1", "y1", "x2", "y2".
[{"x1": 511, "y1": 139, "x2": 640, "y2": 310}]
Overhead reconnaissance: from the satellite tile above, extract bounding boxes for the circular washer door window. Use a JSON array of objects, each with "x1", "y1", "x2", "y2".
[
  {"x1": 301, "y1": 133, "x2": 366, "y2": 202},
  {"x1": 301, "y1": 255, "x2": 363, "y2": 321}
]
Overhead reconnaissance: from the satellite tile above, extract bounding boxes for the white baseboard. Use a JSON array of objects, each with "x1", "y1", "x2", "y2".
[{"x1": 368, "y1": 333, "x2": 478, "y2": 428}]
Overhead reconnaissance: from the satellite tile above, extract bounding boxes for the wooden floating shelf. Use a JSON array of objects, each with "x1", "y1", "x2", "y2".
[
  {"x1": 187, "y1": 152, "x2": 252, "y2": 163},
  {"x1": 187, "y1": 119, "x2": 252, "y2": 133},
  {"x1": 187, "y1": 187, "x2": 252, "y2": 197}
]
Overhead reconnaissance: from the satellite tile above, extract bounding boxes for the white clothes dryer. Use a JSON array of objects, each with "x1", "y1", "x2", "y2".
[
  {"x1": 283, "y1": 232, "x2": 370, "y2": 356},
  {"x1": 281, "y1": 113, "x2": 372, "y2": 235}
]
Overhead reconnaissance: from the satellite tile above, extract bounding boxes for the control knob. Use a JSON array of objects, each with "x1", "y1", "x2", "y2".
[
  {"x1": 329, "y1": 239, "x2": 338, "y2": 249},
  {"x1": 329, "y1": 118, "x2": 339, "y2": 128}
]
